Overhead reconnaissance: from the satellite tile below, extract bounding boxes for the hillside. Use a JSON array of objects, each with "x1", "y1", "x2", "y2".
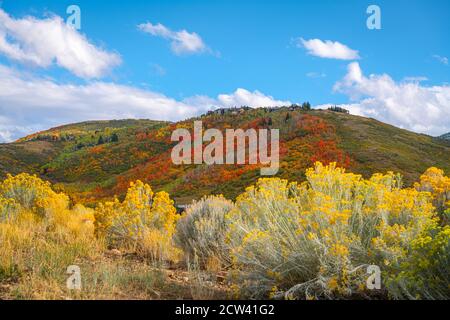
[{"x1": 1, "y1": 108, "x2": 449, "y2": 205}]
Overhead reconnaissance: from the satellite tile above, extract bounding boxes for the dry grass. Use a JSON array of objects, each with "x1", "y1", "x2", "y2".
[{"x1": 0, "y1": 251, "x2": 231, "y2": 300}]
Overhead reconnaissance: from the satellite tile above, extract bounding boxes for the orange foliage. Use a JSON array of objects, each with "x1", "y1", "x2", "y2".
[{"x1": 89, "y1": 145, "x2": 104, "y2": 154}]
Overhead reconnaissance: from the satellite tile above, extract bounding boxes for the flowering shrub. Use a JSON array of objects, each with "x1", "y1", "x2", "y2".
[
  {"x1": 385, "y1": 224, "x2": 450, "y2": 299},
  {"x1": 0, "y1": 173, "x2": 95, "y2": 238},
  {"x1": 415, "y1": 167, "x2": 450, "y2": 222},
  {"x1": 0, "y1": 197, "x2": 20, "y2": 222},
  {"x1": 95, "y1": 180, "x2": 179, "y2": 261},
  {"x1": 226, "y1": 162, "x2": 438, "y2": 299},
  {"x1": 175, "y1": 195, "x2": 234, "y2": 267},
  {"x1": 0, "y1": 173, "x2": 69, "y2": 218},
  {"x1": 0, "y1": 174, "x2": 99, "y2": 289}
]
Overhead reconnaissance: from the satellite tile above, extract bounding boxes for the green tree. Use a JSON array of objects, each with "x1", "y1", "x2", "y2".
[
  {"x1": 302, "y1": 102, "x2": 311, "y2": 110},
  {"x1": 111, "y1": 133, "x2": 119, "y2": 142}
]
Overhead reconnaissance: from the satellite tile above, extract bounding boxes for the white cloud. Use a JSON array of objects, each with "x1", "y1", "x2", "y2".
[
  {"x1": 0, "y1": 9, "x2": 121, "y2": 79},
  {"x1": 433, "y1": 54, "x2": 449, "y2": 65},
  {"x1": 333, "y1": 62, "x2": 450, "y2": 136},
  {"x1": 298, "y1": 38, "x2": 360, "y2": 60},
  {"x1": 217, "y1": 88, "x2": 290, "y2": 108},
  {"x1": 0, "y1": 65, "x2": 289, "y2": 142},
  {"x1": 138, "y1": 22, "x2": 207, "y2": 55}
]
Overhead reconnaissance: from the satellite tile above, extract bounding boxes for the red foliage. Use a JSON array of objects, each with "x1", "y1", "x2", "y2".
[
  {"x1": 310, "y1": 139, "x2": 351, "y2": 168},
  {"x1": 284, "y1": 114, "x2": 351, "y2": 170}
]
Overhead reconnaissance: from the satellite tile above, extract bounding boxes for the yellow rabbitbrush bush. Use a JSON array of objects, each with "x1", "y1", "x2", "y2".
[
  {"x1": 0, "y1": 173, "x2": 95, "y2": 237},
  {"x1": 386, "y1": 224, "x2": 450, "y2": 299},
  {"x1": 0, "y1": 173, "x2": 68, "y2": 219},
  {"x1": 95, "y1": 180, "x2": 180, "y2": 262},
  {"x1": 0, "y1": 196, "x2": 20, "y2": 222},
  {"x1": 414, "y1": 167, "x2": 450, "y2": 222},
  {"x1": 226, "y1": 162, "x2": 437, "y2": 299},
  {"x1": 0, "y1": 173, "x2": 100, "y2": 295}
]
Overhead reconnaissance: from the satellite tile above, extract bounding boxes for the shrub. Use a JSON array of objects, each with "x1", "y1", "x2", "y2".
[
  {"x1": 414, "y1": 167, "x2": 450, "y2": 222},
  {"x1": 0, "y1": 175, "x2": 100, "y2": 291},
  {"x1": 175, "y1": 195, "x2": 234, "y2": 267},
  {"x1": 95, "y1": 180, "x2": 180, "y2": 262},
  {"x1": 385, "y1": 224, "x2": 450, "y2": 299},
  {"x1": 0, "y1": 197, "x2": 20, "y2": 222},
  {"x1": 0, "y1": 173, "x2": 69, "y2": 218},
  {"x1": 226, "y1": 162, "x2": 437, "y2": 299}
]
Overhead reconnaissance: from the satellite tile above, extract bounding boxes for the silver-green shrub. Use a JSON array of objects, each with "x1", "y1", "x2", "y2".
[{"x1": 175, "y1": 195, "x2": 234, "y2": 266}]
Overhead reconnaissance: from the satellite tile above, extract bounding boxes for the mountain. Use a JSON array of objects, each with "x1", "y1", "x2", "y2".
[
  {"x1": 1, "y1": 108, "x2": 449, "y2": 205},
  {"x1": 439, "y1": 132, "x2": 450, "y2": 140}
]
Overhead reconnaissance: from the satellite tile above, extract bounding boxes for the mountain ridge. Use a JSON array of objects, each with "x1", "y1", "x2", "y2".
[
  {"x1": 439, "y1": 132, "x2": 450, "y2": 140},
  {"x1": 1, "y1": 107, "x2": 449, "y2": 205}
]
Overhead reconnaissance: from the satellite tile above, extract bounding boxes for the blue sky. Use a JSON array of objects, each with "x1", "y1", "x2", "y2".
[{"x1": 0, "y1": 0, "x2": 449, "y2": 141}]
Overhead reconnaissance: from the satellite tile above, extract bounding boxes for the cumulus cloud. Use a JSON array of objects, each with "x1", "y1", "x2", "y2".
[
  {"x1": 0, "y1": 9, "x2": 121, "y2": 79},
  {"x1": 298, "y1": 38, "x2": 360, "y2": 60},
  {"x1": 216, "y1": 88, "x2": 290, "y2": 107},
  {"x1": 333, "y1": 62, "x2": 450, "y2": 136},
  {"x1": 138, "y1": 22, "x2": 207, "y2": 55},
  {"x1": 0, "y1": 65, "x2": 289, "y2": 142}
]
